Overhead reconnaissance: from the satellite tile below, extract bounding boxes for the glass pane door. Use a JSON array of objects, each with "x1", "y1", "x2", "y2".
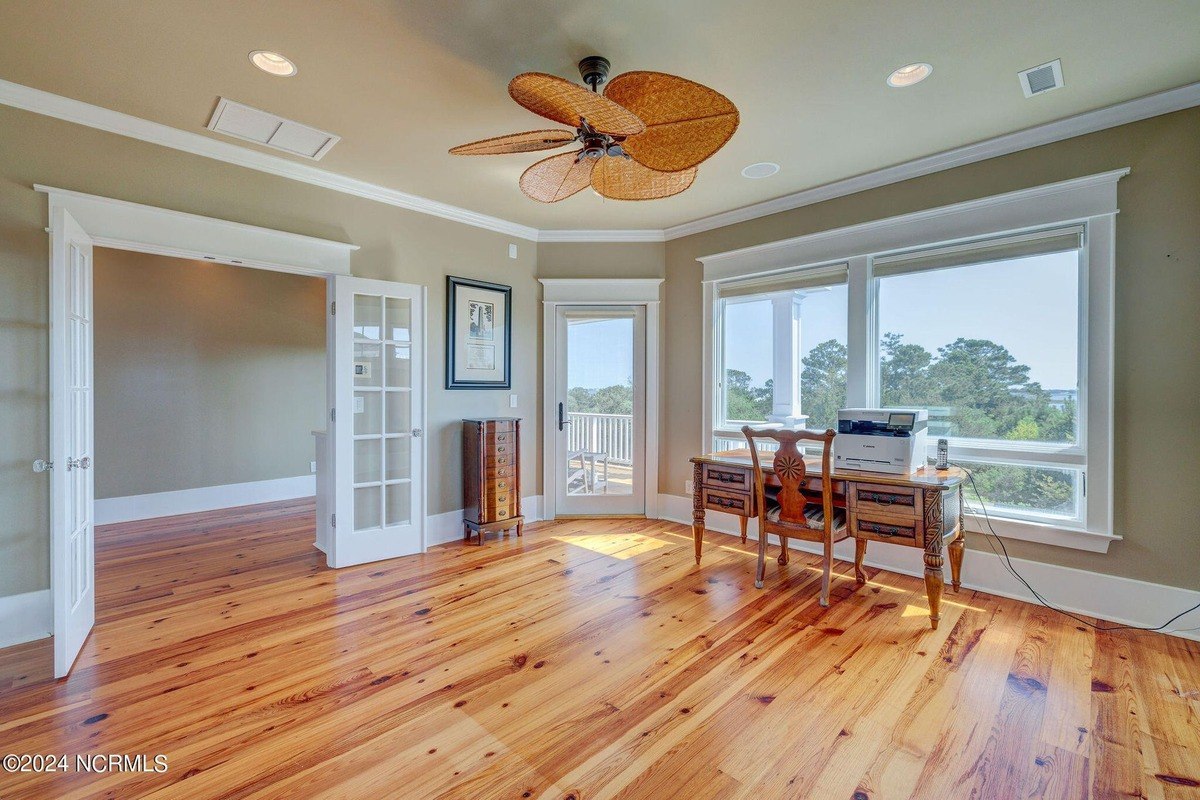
[
  {"x1": 353, "y1": 294, "x2": 413, "y2": 531},
  {"x1": 555, "y1": 307, "x2": 645, "y2": 516},
  {"x1": 332, "y1": 276, "x2": 423, "y2": 568}
]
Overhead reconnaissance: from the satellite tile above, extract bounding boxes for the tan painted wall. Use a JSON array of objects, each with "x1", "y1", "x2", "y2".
[
  {"x1": 0, "y1": 105, "x2": 540, "y2": 597},
  {"x1": 537, "y1": 242, "x2": 666, "y2": 279},
  {"x1": 92, "y1": 250, "x2": 325, "y2": 499},
  {"x1": 662, "y1": 107, "x2": 1200, "y2": 590}
]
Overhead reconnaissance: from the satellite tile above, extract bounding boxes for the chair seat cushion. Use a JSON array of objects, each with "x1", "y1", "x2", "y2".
[{"x1": 765, "y1": 503, "x2": 846, "y2": 532}]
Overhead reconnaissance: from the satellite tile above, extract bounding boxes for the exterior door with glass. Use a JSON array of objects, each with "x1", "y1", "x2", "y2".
[
  {"x1": 331, "y1": 276, "x2": 425, "y2": 567},
  {"x1": 554, "y1": 306, "x2": 646, "y2": 516}
]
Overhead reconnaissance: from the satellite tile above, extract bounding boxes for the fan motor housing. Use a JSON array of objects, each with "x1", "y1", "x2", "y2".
[{"x1": 578, "y1": 55, "x2": 611, "y2": 90}]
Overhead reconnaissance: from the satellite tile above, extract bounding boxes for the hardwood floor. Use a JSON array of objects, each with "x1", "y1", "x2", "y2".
[{"x1": 1, "y1": 499, "x2": 1198, "y2": 799}]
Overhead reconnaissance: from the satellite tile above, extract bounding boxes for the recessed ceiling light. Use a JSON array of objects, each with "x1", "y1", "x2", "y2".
[
  {"x1": 249, "y1": 50, "x2": 297, "y2": 77},
  {"x1": 741, "y1": 162, "x2": 780, "y2": 179},
  {"x1": 887, "y1": 62, "x2": 932, "y2": 88}
]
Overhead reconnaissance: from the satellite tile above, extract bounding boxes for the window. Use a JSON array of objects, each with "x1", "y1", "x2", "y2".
[
  {"x1": 714, "y1": 268, "x2": 847, "y2": 451},
  {"x1": 702, "y1": 169, "x2": 1123, "y2": 551},
  {"x1": 874, "y1": 233, "x2": 1085, "y2": 524}
]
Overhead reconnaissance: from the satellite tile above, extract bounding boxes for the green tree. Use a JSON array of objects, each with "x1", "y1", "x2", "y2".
[
  {"x1": 724, "y1": 369, "x2": 772, "y2": 421},
  {"x1": 799, "y1": 339, "x2": 847, "y2": 432}
]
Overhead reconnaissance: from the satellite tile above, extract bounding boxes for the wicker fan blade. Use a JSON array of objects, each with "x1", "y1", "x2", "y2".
[
  {"x1": 591, "y1": 157, "x2": 696, "y2": 201},
  {"x1": 519, "y1": 151, "x2": 596, "y2": 203},
  {"x1": 604, "y1": 71, "x2": 738, "y2": 172},
  {"x1": 509, "y1": 73, "x2": 645, "y2": 137},
  {"x1": 449, "y1": 129, "x2": 576, "y2": 155}
]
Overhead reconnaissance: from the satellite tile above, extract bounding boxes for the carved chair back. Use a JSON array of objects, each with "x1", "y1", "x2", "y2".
[{"x1": 741, "y1": 427, "x2": 837, "y2": 536}]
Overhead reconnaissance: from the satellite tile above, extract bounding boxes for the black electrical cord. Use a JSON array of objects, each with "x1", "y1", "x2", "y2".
[{"x1": 952, "y1": 462, "x2": 1200, "y2": 634}]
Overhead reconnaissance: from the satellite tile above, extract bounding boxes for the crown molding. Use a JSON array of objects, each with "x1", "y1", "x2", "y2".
[
  {"x1": 0, "y1": 78, "x2": 539, "y2": 241},
  {"x1": 664, "y1": 80, "x2": 1200, "y2": 241},
  {"x1": 3, "y1": 77, "x2": 1197, "y2": 246},
  {"x1": 536, "y1": 229, "x2": 666, "y2": 243}
]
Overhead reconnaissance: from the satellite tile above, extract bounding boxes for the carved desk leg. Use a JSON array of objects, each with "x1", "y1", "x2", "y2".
[
  {"x1": 948, "y1": 485, "x2": 965, "y2": 592},
  {"x1": 692, "y1": 462, "x2": 705, "y2": 565},
  {"x1": 923, "y1": 488, "x2": 945, "y2": 630}
]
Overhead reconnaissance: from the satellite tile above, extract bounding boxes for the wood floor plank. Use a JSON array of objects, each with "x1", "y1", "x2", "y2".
[{"x1": 0, "y1": 500, "x2": 1196, "y2": 799}]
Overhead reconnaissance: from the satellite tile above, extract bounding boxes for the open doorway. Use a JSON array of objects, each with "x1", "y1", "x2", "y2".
[
  {"x1": 38, "y1": 187, "x2": 426, "y2": 677},
  {"x1": 90, "y1": 248, "x2": 325, "y2": 611}
]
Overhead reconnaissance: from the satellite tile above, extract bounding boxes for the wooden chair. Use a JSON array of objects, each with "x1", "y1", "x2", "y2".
[{"x1": 742, "y1": 426, "x2": 852, "y2": 607}]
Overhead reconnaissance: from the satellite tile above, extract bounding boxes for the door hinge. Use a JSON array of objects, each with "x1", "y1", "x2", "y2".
[
  {"x1": 330, "y1": 301, "x2": 336, "y2": 316},
  {"x1": 330, "y1": 407, "x2": 336, "y2": 422},
  {"x1": 331, "y1": 513, "x2": 336, "y2": 528}
]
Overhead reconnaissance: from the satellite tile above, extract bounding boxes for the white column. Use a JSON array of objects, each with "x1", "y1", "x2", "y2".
[{"x1": 768, "y1": 291, "x2": 808, "y2": 427}]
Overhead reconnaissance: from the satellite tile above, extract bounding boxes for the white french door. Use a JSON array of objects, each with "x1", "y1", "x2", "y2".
[
  {"x1": 553, "y1": 306, "x2": 646, "y2": 516},
  {"x1": 49, "y1": 207, "x2": 95, "y2": 678},
  {"x1": 330, "y1": 276, "x2": 426, "y2": 567}
]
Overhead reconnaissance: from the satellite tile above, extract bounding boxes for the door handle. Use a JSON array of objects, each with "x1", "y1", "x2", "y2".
[
  {"x1": 67, "y1": 456, "x2": 92, "y2": 471},
  {"x1": 557, "y1": 402, "x2": 571, "y2": 432}
]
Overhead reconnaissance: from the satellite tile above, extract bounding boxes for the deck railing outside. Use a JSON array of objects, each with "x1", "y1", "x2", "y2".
[{"x1": 567, "y1": 412, "x2": 633, "y2": 465}]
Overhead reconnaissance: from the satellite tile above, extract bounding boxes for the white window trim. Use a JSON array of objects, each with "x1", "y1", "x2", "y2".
[{"x1": 699, "y1": 169, "x2": 1126, "y2": 553}]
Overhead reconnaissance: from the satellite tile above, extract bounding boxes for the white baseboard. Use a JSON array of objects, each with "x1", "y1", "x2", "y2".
[
  {"x1": 426, "y1": 496, "x2": 543, "y2": 547},
  {"x1": 657, "y1": 494, "x2": 1200, "y2": 641},
  {"x1": 95, "y1": 475, "x2": 316, "y2": 525},
  {"x1": 0, "y1": 589, "x2": 52, "y2": 648}
]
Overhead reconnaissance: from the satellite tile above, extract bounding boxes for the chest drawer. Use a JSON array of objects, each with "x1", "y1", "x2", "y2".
[
  {"x1": 849, "y1": 483, "x2": 920, "y2": 518},
  {"x1": 701, "y1": 463, "x2": 752, "y2": 492},
  {"x1": 850, "y1": 510, "x2": 922, "y2": 546},
  {"x1": 702, "y1": 488, "x2": 752, "y2": 516}
]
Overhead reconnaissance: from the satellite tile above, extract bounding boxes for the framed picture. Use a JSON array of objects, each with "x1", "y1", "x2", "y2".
[{"x1": 446, "y1": 276, "x2": 512, "y2": 389}]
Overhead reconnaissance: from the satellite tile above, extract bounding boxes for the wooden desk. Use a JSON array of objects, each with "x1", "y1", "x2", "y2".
[{"x1": 690, "y1": 450, "x2": 967, "y2": 628}]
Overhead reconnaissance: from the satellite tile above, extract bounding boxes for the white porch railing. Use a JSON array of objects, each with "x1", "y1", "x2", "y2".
[{"x1": 567, "y1": 412, "x2": 633, "y2": 465}]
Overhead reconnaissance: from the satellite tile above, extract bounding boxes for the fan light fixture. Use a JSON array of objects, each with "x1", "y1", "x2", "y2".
[
  {"x1": 887, "y1": 63, "x2": 932, "y2": 88},
  {"x1": 449, "y1": 56, "x2": 739, "y2": 203},
  {"x1": 249, "y1": 50, "x2": 297, "y2": 77},
  {"x1": 741, "y1": 162, "x2": 780, "y2": 179}
]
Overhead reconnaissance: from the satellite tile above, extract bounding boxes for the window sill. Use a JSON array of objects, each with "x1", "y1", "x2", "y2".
[{"x1": 963, "y1": 513, "x2": 1118, "y2": 553}]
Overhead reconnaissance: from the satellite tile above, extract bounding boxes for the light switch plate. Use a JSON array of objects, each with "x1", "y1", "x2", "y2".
[
  {"x1": 508, "y1": 243, "x2": 518, "y2": 259},
  {"x1": 509, "y1": 393, "x2": 518, "y2": 408},
  {"x1": 310, "y1": 461, "x2": 317, "y2": 474},
  {"x1": 685, "y1": 479, "x2": 693, "y2": 495}
]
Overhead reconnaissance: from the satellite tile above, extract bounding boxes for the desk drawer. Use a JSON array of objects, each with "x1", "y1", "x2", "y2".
[
  {"x1": 851, "y1": 510, "x2": 921, "y2": 546},
  {"x1": 702, "y1": 463, "x2": 752, "y2": 492},
  {"x1": 849, "y1": 483, "x2": 919, "y2": 518},
  {"x1": 702, "y1": 488, "x2": 751, "y2": 516}
]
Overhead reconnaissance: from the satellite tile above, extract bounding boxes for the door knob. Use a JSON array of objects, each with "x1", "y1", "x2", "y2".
[
  {"x1": 411, "y1": 428, "x2": 423, "y2": 438},
  {"x1": 67, "y1": 456, "x2": 92, "y2": 471},
  {"x1": 33, "y1": 459, "x2": 53, "y2": 473}
]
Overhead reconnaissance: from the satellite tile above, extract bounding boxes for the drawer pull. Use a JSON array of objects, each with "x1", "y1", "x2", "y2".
[
  {"x1": 496, "y1": 495, "x2": 508, "y2": 504},
  {"x1": 860, "y1": 521, "x2": 911, "y2": 538},
  {"x1": 497, "y1": 509, "x2": 508, "y2": 518},
  {"x1": 710, "y1": 496, "x2": 741, "y2": 509},
  {"x1": 714, "y1": 472, "x2": 740, "y2": 484},
  {"x1": 497, "y1": 480, "x2": 507, "y2": 489},
  {"x1": 496, "y1": 445, "x2": 507, "y2": 453}
]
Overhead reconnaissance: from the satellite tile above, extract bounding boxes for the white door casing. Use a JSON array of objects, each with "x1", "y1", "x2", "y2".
[
  {"x1": 49, "y1": 206, "x2": 96, "y2": 678},
  {"x1": 330, "y1": 276, "x2": 426, "y2": 567}
]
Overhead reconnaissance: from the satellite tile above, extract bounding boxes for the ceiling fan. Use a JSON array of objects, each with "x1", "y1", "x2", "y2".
[{"x1": 449, "y1": 56, "x2": 738, "y2": 203}]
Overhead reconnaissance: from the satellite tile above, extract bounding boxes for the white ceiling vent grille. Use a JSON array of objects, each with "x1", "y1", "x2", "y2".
[
  {"x1": 1018, "y1": 60, "x2": 1064, "y2": 98},
  {"x1": 206, "y1": 98, "x2": 340, "y2": 160}
]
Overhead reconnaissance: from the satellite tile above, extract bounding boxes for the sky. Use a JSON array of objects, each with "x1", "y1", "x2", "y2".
[
  {"x1": 567, "y1": 316, "x2": 634, "y2": 389},
  {"x1": 724, "y1": 251, "x2": 1080, "y2": 390}
]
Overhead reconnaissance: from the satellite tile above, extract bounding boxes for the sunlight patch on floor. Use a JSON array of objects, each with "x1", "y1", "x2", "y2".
[{"x1": 552, "y1": 535, "x2": 672, "y2": 559}]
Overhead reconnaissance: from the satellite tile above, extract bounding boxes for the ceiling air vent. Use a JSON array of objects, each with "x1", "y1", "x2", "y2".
[
  {"x1": 1018, "y1": 60, "x2": 1064, "y2": 98},
  {"x1": 206, "y1": 98, "x2": 340, "y2": 160}
]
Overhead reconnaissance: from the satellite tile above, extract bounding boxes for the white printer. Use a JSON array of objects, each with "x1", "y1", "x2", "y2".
[{"x1": 834, "y1": 408, "x2": 929, "y2": 475}]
